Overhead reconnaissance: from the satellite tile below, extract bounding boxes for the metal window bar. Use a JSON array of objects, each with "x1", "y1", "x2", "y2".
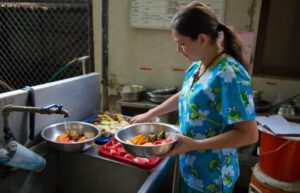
[{"x1": 0, "y1": 0, "x2": 94, "y2": 93}]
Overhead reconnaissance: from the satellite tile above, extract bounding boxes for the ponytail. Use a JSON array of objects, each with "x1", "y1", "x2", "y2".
[{"x1": 221, "y1": 25, "x2": 249, "y2": 72}]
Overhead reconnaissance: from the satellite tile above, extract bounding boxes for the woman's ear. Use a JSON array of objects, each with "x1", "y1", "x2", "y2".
[{"x1": 197, "y1": 34, "x2": 208, "y2": 45}]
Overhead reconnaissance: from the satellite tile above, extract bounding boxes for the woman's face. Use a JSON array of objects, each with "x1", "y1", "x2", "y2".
[{"x1": 171, "y1": 29, "x2": 203, "y2": 62}]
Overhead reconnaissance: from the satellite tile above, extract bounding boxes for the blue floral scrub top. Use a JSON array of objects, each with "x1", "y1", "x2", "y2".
[{"x1": 178, "y1": 54, "x2": 256, "y2": 193}]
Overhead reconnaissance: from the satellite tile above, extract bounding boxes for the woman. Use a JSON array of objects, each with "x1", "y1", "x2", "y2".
[{"x1": 130, "y1": 1, "x2": 258, "y2": 193}]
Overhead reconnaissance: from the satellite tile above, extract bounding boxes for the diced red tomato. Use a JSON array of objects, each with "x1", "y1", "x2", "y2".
[
  {"x1": 111, "y1": 141, "x2": 118, "y2": 146},
  {"x1": 104, "y1": 144, "x2": 114, "y2": 150},
  {"x1": 103, "y1": 144, "x2": 109, "y2": 150},
  {"x1": 165, "y1": 135, "x2": 174, "y2": 143},
  {"x1": 110, "y1": 149, "x2": 121, "y2": 156},
  {"x1": 117, "y1": 147, "x2": 127, "y2": 154},
  {"x1": 124, "y1": 153, "x2": 134, "y2": 160},
  {"x1": 110, "y1": 142, "x2": 122, "y2": 150},
  {"x1": 153, "y1": 140, "x2": 163, "y2": 145},
  {"x1": 133, "y1": 157, "x2": 149, "y2": 164},
  {"x1": 110, "y1": 137, "x2": 118, "y2": 145}
]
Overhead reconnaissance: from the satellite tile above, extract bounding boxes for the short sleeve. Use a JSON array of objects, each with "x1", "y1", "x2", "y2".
[{"x1": 217, "y1": 64, "x2": 256, "y2": 125}]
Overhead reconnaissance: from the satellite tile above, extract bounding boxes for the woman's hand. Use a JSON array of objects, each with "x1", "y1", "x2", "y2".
[
  {"x1": 161, "y1": 120, "x2": 258, "y2": 159},
  {"x1": 162, "y1": 134, "x2": 198, "y2": 158},
  {"x1": 130, "y1": 93, "x2": 180, "y2": 124},
  {"x1": 129, "y1": 112, "x2": 154, "y2": 124}
]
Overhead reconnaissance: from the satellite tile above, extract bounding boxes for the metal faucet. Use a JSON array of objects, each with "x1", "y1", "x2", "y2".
[{"x1": 2, "y1": 104, "x2": 70, "y2": 143}]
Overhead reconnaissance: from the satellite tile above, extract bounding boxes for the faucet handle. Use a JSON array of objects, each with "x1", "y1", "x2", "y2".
[
  {"x1": 41, "y1": 104, "x2": 62, "y2": 110},
  {"x1": 54, "y1": 104, "x2": 63, "y2": 111},
  {"x1": 40, "y1": 104, "x2": 70, "y2": 117}
]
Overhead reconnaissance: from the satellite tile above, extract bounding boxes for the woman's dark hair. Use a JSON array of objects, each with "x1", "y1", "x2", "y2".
[{"x1": 171, "y1": 1, "x2": 249, "y2": 71}]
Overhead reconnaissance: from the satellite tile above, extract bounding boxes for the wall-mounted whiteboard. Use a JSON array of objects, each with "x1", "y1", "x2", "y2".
[{"x1": 130, "y1": 0, "x2": 226, "y2": 30}]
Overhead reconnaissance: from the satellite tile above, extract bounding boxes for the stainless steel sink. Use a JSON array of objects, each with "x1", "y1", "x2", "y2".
[
  {"x1": 58, "y1": 146, "x2": 175, "y2": 193},
  {"x1": 0, "y1": 142, "x2": 175, "y2": 193}
]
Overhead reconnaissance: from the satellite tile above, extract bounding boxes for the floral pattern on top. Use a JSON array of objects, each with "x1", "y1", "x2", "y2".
[{"x1": 178, "y1": 54, "x2": 255, "y2": 193}]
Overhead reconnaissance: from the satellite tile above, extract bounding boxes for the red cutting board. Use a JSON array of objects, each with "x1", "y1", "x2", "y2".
[{"x1": 99, "y1": 138, "x2": 161, "y2": 170}]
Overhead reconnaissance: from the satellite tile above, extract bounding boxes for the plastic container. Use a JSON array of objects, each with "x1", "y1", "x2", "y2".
[
  {"x1": 2, "y1": 141, "x2": 46, "y2": 171},
  {"x1": 82, "y1": 114, "x2": 131, "y2": 144},
  {"x1": 249, "y1": 164, "x2": 300, "y2": 193},
  {"x1": 259, "y1": 130, "x2": 300, "y2": 181}
]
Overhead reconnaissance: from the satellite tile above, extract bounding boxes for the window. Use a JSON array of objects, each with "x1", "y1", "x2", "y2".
[{"x1": 253, "y1": 0, "x2": 300, "y2": 78}]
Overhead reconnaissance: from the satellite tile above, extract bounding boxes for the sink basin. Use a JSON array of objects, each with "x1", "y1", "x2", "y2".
[
  {"x1": 0, "y1": 141, "x2": 175, "y2": 193},
  {"x1": 57, "y1": 146, "x2": 175, "y2": 193}
]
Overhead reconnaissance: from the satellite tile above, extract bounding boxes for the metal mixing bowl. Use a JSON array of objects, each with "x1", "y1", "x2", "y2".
[
  {"x1": 119, "y1": 85, "x2": 144, "y2": 101},
  {"x1": 115, "y1": 123, "x2": 179, "y2": 158},
  {"x1": 41, "y1": 121, "x2": 100, "y2": 152}
]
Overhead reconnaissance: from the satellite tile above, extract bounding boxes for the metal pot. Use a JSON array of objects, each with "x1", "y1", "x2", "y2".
[{"x1": 119, "y1": 85, "x2": 144, "y2": 101}]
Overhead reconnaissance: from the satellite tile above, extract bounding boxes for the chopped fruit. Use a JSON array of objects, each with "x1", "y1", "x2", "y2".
[
  {"x1": 124, "y1": 153, "x2": 134, "y2": 160},
  {"x1": 110, "y1": 149, "x2": 121, "y2": 156},
  {"x1": 133, "y1": 157, "x2": 150, "y2": 164}
]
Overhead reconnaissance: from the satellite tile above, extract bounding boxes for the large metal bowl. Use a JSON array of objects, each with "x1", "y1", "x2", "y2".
[
  {"x1": 41, "y1": 121, "x2": 100, "y2": 152},
  {"x1": 115, "y1": 123, "x2": 179, "y2": 158}
]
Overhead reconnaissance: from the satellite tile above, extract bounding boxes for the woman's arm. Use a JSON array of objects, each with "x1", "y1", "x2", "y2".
[
  {"x1": 164, "y1": 119, "x2": 258, "y2": 157},
  {"x1": 129, "y1": 92, "x2": 180, "y2": 123}
]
